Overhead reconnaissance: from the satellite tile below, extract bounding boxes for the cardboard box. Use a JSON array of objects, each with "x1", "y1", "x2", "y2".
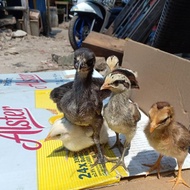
[
  {"x1": 122, "y1": 39, "x2": 190, "y2": 128},
  {"x1": 98, "y1": 39, "x2": 190, "y2": 190}
]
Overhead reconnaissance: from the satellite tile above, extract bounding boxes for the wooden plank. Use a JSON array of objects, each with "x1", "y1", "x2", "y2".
[{"x1": 82, "y1": 31, "x2": 125, "y2": 64}]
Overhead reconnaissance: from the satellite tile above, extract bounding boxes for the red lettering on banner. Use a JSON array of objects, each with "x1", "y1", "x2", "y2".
[
  {"x1": 0, "y1": 106, "x2": 44, "y2": 150},
  {"x1": 16, "y1": 74, "x2": 47, "y2": 89}
]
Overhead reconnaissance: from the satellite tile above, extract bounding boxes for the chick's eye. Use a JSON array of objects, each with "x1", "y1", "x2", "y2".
[
  {"x1": 112, "y1": 80, "x2": 119, "y2": 86},
  {"x1": 112, "y1": 80, "x2": 125, "y2": 86},
  {"x1": 87, "y1": 59, "x2": 94, "y2": 66},
  {"x1": 56, "y1": 134, "x2": 61, "y2": 138},
  {"x1": 159, "y1": 116, "x2": 170, "y2": 125}
]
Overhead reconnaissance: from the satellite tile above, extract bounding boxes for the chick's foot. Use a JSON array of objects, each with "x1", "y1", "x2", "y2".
[
  {"x1": 168, "y1": 168, "x2": 190, "y2": 189},
  {"x1": 91, "y1": 154, "x2": 120, "y2": 175},
  {"x1": 143, "y1": 154, "x2": 163, "y2": 178},
  {"x1": 91, "y1": 152, "x2": 108, "y2": 175},
  {"x1": 110, "y1": 158, "x2": 128, "y2": 173}
]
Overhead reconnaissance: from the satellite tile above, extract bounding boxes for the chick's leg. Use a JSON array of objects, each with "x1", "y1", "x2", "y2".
[
  {"x1": 110, "y1": 141, "x2": 130, "y2": 172},
  {"x1": 168, "y1": 162, "x2": 190, "y2": 189},
  {"x1": 91, "y1": 116, "x2": 108, "y2": 174},
  {"x1": 109, "y1": 133, "x2": 124, "y2": 154},
  {"x1": 143, "y1": 154, "x2": 163, "y2": 178}
]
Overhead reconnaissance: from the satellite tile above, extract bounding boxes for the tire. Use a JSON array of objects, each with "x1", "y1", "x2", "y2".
[{"x1": 68, "y1": 15, "x2": 98, "y2": 50}]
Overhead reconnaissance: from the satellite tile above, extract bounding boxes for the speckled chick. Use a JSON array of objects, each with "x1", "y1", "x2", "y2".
[{"x1": 101, "y1": 68, "x2": 141, "y2": 172}]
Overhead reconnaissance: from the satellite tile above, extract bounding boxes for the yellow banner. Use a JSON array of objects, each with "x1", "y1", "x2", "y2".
[{"x1": 37, "y1": 140, "x2": 128, "y2": 190}]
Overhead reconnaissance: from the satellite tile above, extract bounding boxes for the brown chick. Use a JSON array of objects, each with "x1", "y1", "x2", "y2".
[
  {"x1": 101, "y1": 68, "x2": 141, "y2": 172},
  {"x1": 95, "y1": 55, "x2": 119, "y2": 77},
  {"x1": 144, "y1": 101, "x2": 190, "y2": 189}
]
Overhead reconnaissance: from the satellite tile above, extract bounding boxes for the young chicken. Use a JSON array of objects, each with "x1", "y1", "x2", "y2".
[
  {"x1": 56, "y1": 47, "x2": 108, "y2": 173},
  {"x1": 102, "y1": 55, "x2": 121, "y2": 151},
  {"x1": 103, "y1": 55, "x2": 120, "y2": 77},
  {"x1": 104, "y1": 64, "x2": 139, "y2": 152},
  {"x1": 50, "y1": 54, "x2": 131, "y2": 110},
  {"x1": 144, "y1": 101, "x2": 190, "y2": 189},
  {"x1": 45, "y1": 118, "x2": 108, "y2": 152},
  {"x1": 105, "y1": 55, "x2": 138, "y2": 78},
  {"x1": 101, "y1": 68, "x2": 141, "y2": 171},
  {"x1": 50, "y1": 54, "x2": 111, "y2": 112},
  {"x1": 50, "y1": 78, "x2": 110, "y2": 112}
]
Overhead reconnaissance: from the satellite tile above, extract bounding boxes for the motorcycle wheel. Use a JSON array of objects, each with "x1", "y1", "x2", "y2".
[{"x1": 68, "y1": 15, "x2": 95, "y2": 50}]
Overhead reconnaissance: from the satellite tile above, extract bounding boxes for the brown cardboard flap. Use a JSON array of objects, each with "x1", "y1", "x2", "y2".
[{"x1": 122, "y1": 39, "x2": 190, "y2": 127}]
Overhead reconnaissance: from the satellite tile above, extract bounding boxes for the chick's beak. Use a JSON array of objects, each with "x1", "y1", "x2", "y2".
[
  {"x1": 149, "y1": 123, "x2": 156, "y2": 133},
  {"x1": 100, "y1": 83, "x2": 110, "y2": 90},
  {"x1": 74, "y1": 61, "x2": 82, "y2": 72},
  {"x1": 44, "y1": 133, "x2": 52, "y2": 142}
]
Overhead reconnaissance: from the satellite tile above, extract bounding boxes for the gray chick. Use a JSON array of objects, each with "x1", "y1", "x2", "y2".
[
  {"x1": 104, "y1": 56, "x2": 138, "y2": 152},
  {"x1": 100, "y1": 68, "x2": 141, "y2": 172}
]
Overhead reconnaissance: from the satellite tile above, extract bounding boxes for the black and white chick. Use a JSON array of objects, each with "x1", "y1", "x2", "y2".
[
  {"x1": 50, "y1": 54, "x2": 111, "y2": 112},
  {"x1": 45, "y1": 117, "x2": 108, "y2": 153},
  {"x1": 55, "y1": 47, "x2": 109, "y2": 173},
  {"x1": 100, "y1": 68, "x2": 141, "y2": 172}
]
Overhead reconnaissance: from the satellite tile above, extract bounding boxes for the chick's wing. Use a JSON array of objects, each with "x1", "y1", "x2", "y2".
[{"x1": 172, "y1": 122, "x2": 190, "y2": 152}]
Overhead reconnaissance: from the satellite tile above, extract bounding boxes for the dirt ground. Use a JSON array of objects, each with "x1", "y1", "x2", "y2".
[{"x1": 0, "y1": 22, "x2": 75, "y2": 74}]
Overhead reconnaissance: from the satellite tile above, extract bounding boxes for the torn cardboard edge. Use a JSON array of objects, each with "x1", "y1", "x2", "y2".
[{"x1": 122, "y1": 39, "x2": 190, "y2": 128}]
